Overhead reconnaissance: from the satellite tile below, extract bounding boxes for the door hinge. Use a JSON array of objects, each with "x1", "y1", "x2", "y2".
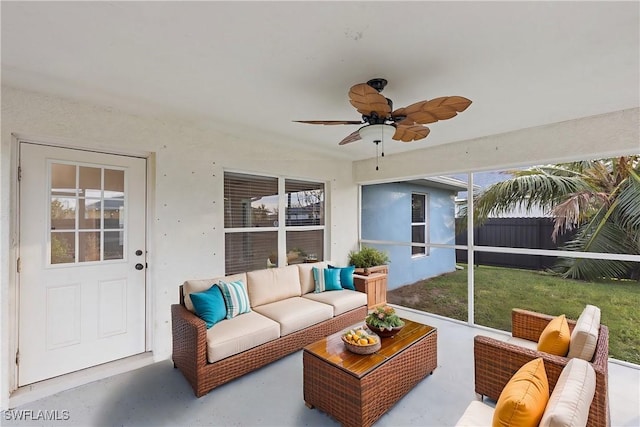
[
  {"x1": 17, "y1": 257, "x2": 21, "y2": 273},
  {"x1": 15, "y1": 349, "x2": 19, "y2": 366},
  {"x1": 18, "y1": 166, "x2": 22, "y2": 181}
]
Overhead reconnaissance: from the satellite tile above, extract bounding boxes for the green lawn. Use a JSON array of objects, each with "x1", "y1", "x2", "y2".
[{"x1": 387, "y1": 264, "x2": 640, "y2": 364}]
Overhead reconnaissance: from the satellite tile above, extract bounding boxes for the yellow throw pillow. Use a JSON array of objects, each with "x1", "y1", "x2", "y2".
[
  {"x1": 537, "y1": 314, "x2": 571, "y2": 356},
  {"x1": 493, "y1": 357, "x2": 550, "y2": 427}
]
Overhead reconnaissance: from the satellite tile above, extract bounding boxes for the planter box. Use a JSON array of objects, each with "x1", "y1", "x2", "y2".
[
  {"x1": 353, "y1": 265, "x2": 389, "y2": 276},
  {"x1": 354, "y1": 272, "x2": 387, "y2": 309}
]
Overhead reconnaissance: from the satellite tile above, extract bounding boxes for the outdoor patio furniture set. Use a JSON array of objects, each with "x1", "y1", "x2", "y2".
[
  {"x1": 474, "y1": 305, "x2": 609, "y2": 427},
  {"x1": 172, "y1": 261, "x2": 609, "y2": 427}
]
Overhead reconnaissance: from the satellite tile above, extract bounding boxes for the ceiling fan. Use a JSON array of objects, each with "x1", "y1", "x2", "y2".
[{"x1": 294, "y1": 78, "x2": 472, "y2": 147}]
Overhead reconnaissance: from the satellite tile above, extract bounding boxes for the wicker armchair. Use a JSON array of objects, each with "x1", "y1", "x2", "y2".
[{"x1": 474, "y1": 308, "x2": 610, "y2": 427}]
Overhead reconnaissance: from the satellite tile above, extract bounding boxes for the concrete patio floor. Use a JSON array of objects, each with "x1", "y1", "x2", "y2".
[{"x1": 2, "y1": 307, "x2": 639, "y2": 426}]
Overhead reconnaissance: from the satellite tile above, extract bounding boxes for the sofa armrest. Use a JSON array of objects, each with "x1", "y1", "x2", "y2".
[
  {"x1": 171, "y1": 304, "x2": 208, "y2": 376},
  {"x1": 474, "y1": 335, "x2": 567, "y2": 401}
]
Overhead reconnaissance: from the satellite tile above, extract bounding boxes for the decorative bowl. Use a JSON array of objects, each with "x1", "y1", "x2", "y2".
[
  {"x1": 341, "y1": 335, "x2": 381, "y2": 354},
  {"x1": 365, "y1": 322, "x2": 404, "y2": 338}
]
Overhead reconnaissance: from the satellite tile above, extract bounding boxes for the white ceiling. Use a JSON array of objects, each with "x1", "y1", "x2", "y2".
[{"x1": 2, "y1": 1, "x2": 639, "y2": 160}]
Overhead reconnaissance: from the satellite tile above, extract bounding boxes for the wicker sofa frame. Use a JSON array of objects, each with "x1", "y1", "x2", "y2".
[
  {"x1": 172, "y1": 286, "x2": 368, "y2": 397},
  {"x1": 474, "y1": 308, "x2": 610, "y2": 427}
]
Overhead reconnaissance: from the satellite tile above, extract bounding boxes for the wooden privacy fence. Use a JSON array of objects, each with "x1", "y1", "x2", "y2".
[{"x1": 455, "y1": 217, "x2": 576, "y2": 270}]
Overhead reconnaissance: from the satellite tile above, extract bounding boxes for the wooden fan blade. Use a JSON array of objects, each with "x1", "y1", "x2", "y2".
[
  {"x1": 393, "y1": 123, "x2": 430, "y2": 142},
  {"x1": 348, "y1": 83, "x2": 391, "y2": 116},
  {"x1": 392, "y1": 96, "x2": 472, "y2": 125},
  {"x1": 294, "y1": 120, "x2": 363, "y2": 125},
  {"x1": 338, "y1": 131, "x2": 362, "y2": 145}
]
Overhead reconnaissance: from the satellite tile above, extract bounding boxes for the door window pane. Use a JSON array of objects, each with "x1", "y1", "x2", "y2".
[
  {"x1": 104, "y1": 169, "x2": 124, "y2": 195},
  {"x1": 79, "y1": 166, "x2": 101, "y2": 198},
  {"x1": 104, "y1": 199, "x2": 124, "y2": 229},
  {"x1": 51, "y1": 198, "x2": 76, "y2": 230},
  {"x1": 104, "y1": 231, "x2": 124, "y2": 260},
  {"x1": 79, "y1": 232, "x2": 101, "y2": 262},
  {"x1": 51, "y1": 232, "x2": 75, "y2": 264},
  {"x1": 51, "y1": 163, "x2": 76, "y2": 196},
  {"x1": 79, "y1": 199, "x2": 101, "y2": 229}
]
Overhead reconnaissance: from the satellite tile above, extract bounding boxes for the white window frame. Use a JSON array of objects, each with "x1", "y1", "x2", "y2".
[
  {"x1": 411, "y1": 192, "x2": 429, "y2": 258},
  {"x1": 223, "y1": 170, "x2": 326, "y2": 273}
]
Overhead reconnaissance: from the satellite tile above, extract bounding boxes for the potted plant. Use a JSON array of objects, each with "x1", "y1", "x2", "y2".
[
  {"x1": 348, "y1": 246, "x2": 390, "y2": 275},
  {"x1": 365, "y1": 305, "x2": 405, "y2": 337}
]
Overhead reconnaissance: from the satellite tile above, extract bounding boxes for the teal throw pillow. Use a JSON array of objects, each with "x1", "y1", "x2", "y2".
[
  {"x1": 217, "y1": 280, "x2": 251, "y2": 319},
  {"x1": 190, "y1": 285, "x2": 227, "y2": 328},
  {"x1": 313, "y1": 267, "x2": 342, "y2": 293},
  {"x1": 329, "y1": 265, "x2": 356, "y2": 290}
]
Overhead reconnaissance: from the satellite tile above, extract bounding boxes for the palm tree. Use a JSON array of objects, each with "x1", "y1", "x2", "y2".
[{"x1": 459, "y1": 156, "x2": 640, "y2": 281}]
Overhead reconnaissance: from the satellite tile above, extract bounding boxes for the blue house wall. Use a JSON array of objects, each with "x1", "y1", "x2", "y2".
[{"x1": 361, "y1": 182, "x2": 458, "y2": 290}]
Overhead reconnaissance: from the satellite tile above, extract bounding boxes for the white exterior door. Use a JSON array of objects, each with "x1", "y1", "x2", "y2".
[{"x1": 18, "y1": 143, "x2": 147, "y2": 386}]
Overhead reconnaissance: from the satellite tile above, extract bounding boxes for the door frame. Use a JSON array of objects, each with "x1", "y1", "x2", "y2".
[{"x1": 7, "y1": 133, "x2": 155, "y2": 400}]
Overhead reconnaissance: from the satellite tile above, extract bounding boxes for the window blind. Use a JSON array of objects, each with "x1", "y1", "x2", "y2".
[{"x1": 224, "y1": 172, "x2": 325, "y2": 273}]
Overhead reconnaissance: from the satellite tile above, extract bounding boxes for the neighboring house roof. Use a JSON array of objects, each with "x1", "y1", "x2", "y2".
[{"x1": 406, "y1": 176, "x2": 468, "y2": 192}]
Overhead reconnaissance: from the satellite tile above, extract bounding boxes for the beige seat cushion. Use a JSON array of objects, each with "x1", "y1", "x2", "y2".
[
  {"x1": 205, "y1": 311, "x2": 280, "y2": 363},
  {"x1": 182, "y1": 273, "x2": 247, "y2": 312},
  {"x1": 539, "y1": 358, "x2": 596, "y2": 427},
  {"x1": 507, "y1": 336, "x2": 538, "y2": 351},
  {"x1": 246, "y1": 265, "x2": 302, "y2": 307},
  {"x1": 253, "y1": 297, "x2": 333, "y2": 336},
  {"x1": 567, "y1": 305, "x2": 601, "y2": 361},
  {"x1": 297, "y1": 261, "x2": 331, "y2": 294},
  {"x1": 302, "y1": 289, "x2": 366, "y2": 316},
  {"x1": 455, "y1": 400, "x2": 495, "y2": 427}
]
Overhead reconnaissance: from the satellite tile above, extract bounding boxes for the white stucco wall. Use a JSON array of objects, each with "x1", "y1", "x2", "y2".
[{"x1": 0, "y1": 86, "x2": 360, "y2": 409}]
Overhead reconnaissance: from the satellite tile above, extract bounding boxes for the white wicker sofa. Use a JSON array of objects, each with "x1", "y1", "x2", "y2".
[{"x1": 171, "y1": 261, "x2": 367, "y2": 397}]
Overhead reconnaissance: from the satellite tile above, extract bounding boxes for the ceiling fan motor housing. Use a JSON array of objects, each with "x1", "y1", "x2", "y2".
[{"x1": 366, "y1": 78, "x2": 388, "y2": 92}]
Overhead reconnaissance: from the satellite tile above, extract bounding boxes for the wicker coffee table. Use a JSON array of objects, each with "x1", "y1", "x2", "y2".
[{"x1": 303, "y1": 318, "x2": 437, "y2": 427}]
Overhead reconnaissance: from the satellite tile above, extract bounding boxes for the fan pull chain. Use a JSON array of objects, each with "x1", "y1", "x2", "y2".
[{"x1": 375, "y1": 140, "x2": 380, "y2": 171}]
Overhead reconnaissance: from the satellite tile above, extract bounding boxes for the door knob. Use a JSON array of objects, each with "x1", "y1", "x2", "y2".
[{"x1": 135, "y1": 263, "x2": 144, "y2": 270}]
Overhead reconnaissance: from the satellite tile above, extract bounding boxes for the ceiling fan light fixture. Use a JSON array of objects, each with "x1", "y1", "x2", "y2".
[{"x1": 358, "y1": 124, "x2": 395, "y2": 145}]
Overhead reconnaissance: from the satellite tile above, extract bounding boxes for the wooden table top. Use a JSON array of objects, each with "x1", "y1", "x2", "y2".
[{"x1": 303, "y1": 318, "x2": 436, "y2": 378}]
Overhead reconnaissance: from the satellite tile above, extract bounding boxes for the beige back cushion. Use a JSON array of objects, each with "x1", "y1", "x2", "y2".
[
  {"x1": 567, "y1": 305, "x2": 601, "y2": 360},
  {"x1": 246, "y1": 265, "x2": 301, "y2": 307},
  {"x1": 539, "y1": 358, "x2": 596, "y2": 427},
  {"x1": 297, "y1": 261, "x2": 331, "y2": 294},
  {"x1": 182, "y1": 273, "x2": 247, "y2": 313}
]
